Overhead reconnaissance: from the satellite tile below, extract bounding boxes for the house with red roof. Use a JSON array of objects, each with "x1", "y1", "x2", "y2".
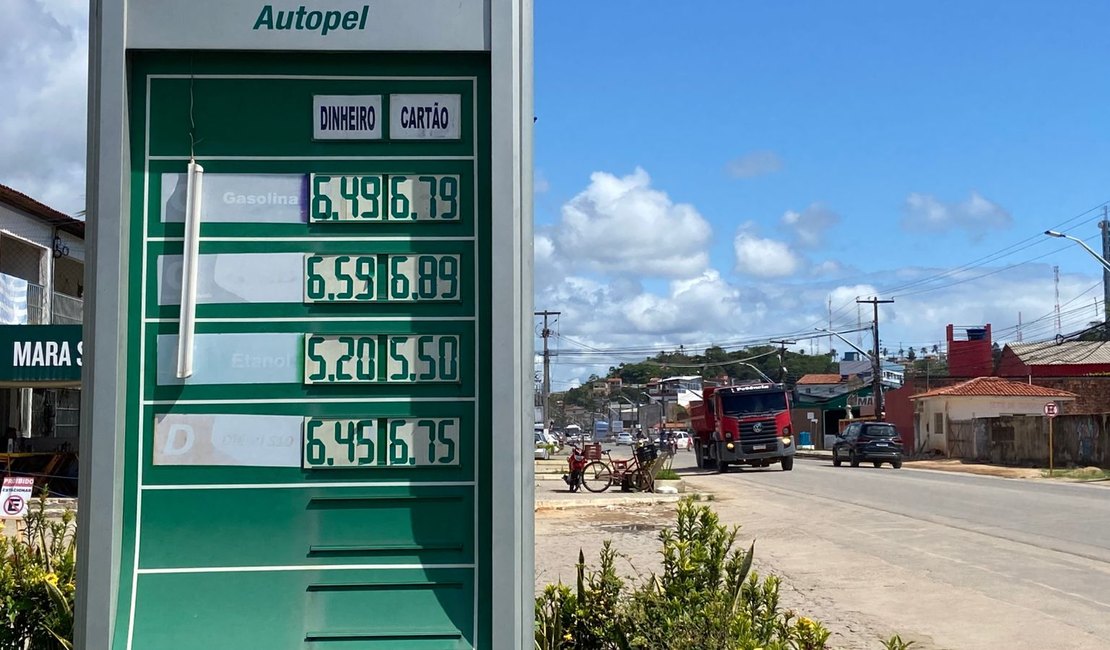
[{"x1": 910, "y1": 377, "x2": 1077, "y2": 455}]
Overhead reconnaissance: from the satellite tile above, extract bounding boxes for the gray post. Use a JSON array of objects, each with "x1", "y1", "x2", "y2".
[
  {"x1": 76, "y1": 0, "x2": 127, "y2": 647},
  {"x1": 1101, "y1": 209, "x2": 1110, "y2": 330}
]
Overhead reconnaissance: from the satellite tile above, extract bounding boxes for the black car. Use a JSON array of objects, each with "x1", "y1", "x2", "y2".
[{"x1": 832, "y1": 421, "x2": 903, "y2": 469}]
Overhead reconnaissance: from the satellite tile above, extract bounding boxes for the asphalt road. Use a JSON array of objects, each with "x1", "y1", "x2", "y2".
[{"x1": 672, "y1": 452, "x2": 1110, "y2": 649}]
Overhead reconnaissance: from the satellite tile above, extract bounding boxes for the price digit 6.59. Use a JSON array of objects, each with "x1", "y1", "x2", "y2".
[{"x1": 304, "y1": 254, "x2": 376, "y2": 302}]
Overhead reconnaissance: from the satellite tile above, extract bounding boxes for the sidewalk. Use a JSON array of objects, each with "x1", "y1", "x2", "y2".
[{"x1": 533, "y1": 459, "x2": 686, "y2": 510}]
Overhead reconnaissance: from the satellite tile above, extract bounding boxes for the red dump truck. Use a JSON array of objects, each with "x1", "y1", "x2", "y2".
[{"x1": 688, "y1": 383, "x2": 795, "y2": 472}]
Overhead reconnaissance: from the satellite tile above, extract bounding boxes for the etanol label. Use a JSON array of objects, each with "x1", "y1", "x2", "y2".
[{"x1": 313, "y1": 95, "x2": 382, "y2": 140}]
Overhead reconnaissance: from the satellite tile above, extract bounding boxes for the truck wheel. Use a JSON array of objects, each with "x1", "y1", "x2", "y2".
[
  {"x1": 717, "y1": 459, "x2": 729, "y2": 473},
  {"x1": 781, "y1": 456, "x2": 794, "y2": 471},
  {"x1": 873, "y1": 461, "x2": 882, "y2": 468}
]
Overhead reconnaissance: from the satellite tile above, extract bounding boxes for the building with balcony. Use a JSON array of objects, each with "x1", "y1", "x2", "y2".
[{"x1": 0, "y1": 184, "x2": 84, "y2": 459}]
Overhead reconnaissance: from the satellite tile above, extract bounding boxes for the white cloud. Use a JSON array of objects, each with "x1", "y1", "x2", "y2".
[
  {"x1": 537, "y1": 256, "x2": 1102, "y2": 390},
  {"x1": 534, "y1": 169, "x2": 550, "y2": 193},
  {"x1": 781, "y1": 203, "x2": 841, "y2": 248},
  {"x1": 550, "y1": 168, "x2": 711, "y2": 278},
  {"x1": 811, "y1": 260, "x2": 844, "y2": 276},
  {"x1": 733, "y1": 230, "x2": 801, "y2": 278},
  {"x1": 726, "y1": 150, "x2": 783, "y2": 179},
  {"x1": 0, "y1": 0, "x2": 88, "y2": 214},
  {"x1": 901, "y1": 191, "x2": 1011, "y2": 235}
]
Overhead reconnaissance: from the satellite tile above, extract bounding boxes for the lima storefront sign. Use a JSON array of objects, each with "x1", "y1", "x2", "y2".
[{"x1": 0, "y1": 325, "x2": 82, "y2": 383}]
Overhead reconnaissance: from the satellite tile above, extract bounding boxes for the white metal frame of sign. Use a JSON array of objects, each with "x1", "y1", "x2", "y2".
[{"x1": 80, "y1": 1, "x2": 533, "y2": 648}]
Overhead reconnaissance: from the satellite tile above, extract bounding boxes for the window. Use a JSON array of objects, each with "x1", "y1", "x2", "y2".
[
  {"x1": 933, "y1": 412, "x2": 944, "y2": 436},
  {"x1": 862, "y1": 424, "x2": 897, "y2": 438}
]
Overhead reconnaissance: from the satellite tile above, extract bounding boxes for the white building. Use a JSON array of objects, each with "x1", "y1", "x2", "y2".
[
  {"x1": 910, "y1": 376, "x2": 1076, "y2": 455},
  {"x1": 0, "y1": 184, "x2": 85, "y2": 451}
]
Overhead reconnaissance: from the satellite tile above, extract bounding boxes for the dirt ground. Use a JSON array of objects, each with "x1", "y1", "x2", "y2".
[
  {"x1": 534, "y1": 501, "x2": 909, "y2": 650},
  {"x1": 904, "y1": 458, "x2": 1043, "y2": 479}
]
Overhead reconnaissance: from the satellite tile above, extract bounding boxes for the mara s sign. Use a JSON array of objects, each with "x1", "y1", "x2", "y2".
[{"x1": 0, "y1": 325, "x2": 82, "y2": 383}]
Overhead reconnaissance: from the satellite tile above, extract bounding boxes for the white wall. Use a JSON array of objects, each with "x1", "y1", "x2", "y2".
[
  {"x1": 916, "y1": 395, "x2": 1072, "y2": 455},
  {"x1": 0, "y1": 203, "x2": 57, "y2": 251}
]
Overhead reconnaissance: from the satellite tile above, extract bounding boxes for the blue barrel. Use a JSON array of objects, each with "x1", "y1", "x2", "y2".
[{"x1": 798, "y1": 431, "x2": 812, "y2": 447}]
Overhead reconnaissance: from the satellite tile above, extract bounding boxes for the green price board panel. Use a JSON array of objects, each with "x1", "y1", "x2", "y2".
[{"x1": 115, "y1": 53, "x2": 492, "y2": 649}]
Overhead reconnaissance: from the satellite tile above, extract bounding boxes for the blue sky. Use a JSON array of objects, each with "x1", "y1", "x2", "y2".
[
  {"x1": 4, "y1": 1, "x2": 1110, "y2": 389},
  {"x1": 531, "y1": 1, "x2": 1110, "y2": 387}
]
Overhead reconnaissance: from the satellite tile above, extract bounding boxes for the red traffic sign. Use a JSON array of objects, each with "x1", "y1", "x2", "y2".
[
  {"x1": 0, "y1": 476, "x2": 32, "y2": 518},
  {"x1": 1043, "y1": 402, "x2": 1059, "y2": 418},
  {"x1": 3, "y1": 495, "x2": 24, "y2": 516}
]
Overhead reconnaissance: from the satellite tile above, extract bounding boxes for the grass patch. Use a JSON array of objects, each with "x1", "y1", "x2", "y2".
[
  {"x1": 654, "y1": 469, "x2": 681, "y2": 481},
  {"x1": 1042, "y1": 467, "x2": 1110, "y2": 480}
]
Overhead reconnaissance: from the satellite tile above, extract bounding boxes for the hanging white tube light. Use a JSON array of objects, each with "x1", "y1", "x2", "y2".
[{"x1": 177, "y1": 158, "x2": 204, "y2": 378}]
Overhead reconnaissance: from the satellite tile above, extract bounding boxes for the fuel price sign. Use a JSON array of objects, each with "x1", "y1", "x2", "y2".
[
  {"x1": 309, "y1": 173, "x2": 461, "y2": 222},
  {"x1": 303, "y1": 253, "x2": 461, "y2": 303},
  {"x1": 86, "y1": 2, "x2": 530, "y2": 648},
  {"x1": 302, "y1": 417, "x2": 460, "y2": 469}
]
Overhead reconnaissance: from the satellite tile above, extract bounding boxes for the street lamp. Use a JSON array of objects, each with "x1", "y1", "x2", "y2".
[
  {"x1": 1044, "y1": 230, "x2": 1110, "y2": 274},
  {"x1": 814, "y1": 327, "x2": 872, "y2": 360},
  {"x1": 732, "y1": 361, "x2": 775, "y2": 384}
]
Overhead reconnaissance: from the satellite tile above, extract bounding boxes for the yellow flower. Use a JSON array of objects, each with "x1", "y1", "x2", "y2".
[
  {"x1": 44, "y1": 573, "x2": 59, "y2": 587},
  {"x1": 563, "y1": 633, "x2": 573, "y2": 641}
]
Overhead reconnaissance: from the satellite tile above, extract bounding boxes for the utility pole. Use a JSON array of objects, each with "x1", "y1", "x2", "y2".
[
  {"x1": 1053, "y1": 266, "x2": 1061, "y2": 336},
  {"x1": 535, "y1": 310, "x2": 559, "y2": 428},
  {"x1": 1101, "y1": 207, "x2": 1110, "y2": 331},
  {"x1": 827, "y1": 297, "x2": 833, "y2": 354},
  {"x1": 857, "y1": 297, "x2": 894, "y2": 418},
  {"x1": 769, "y1": 339, "x2": 796, "y2": 383}
]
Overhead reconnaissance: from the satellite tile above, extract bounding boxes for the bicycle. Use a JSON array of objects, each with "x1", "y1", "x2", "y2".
[{"x1": 582, "y1": 443, "x2": 658, "y2": 493}]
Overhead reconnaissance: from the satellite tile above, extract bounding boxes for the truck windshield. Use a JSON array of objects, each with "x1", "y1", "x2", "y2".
[{"x1": 719, "y1": 391, "x2": 787, "y2": 416}]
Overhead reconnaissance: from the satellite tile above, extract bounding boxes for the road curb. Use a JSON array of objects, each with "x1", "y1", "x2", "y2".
[{"x1": 535, "y1": 494, "x2": 683, "y2": 511}]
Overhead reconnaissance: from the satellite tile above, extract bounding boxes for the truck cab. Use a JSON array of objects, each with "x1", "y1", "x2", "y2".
[{"x1": 689, "y1": 383, "x2": 795, "y2": 472}]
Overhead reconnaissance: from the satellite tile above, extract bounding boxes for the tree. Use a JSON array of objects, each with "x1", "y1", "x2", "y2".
[
  {"x1": 907, "y1": 348, "x2": 917, "y2": 361},
  {"x1": 932, "y1": 344, "x2": 940, "y2": 355}
]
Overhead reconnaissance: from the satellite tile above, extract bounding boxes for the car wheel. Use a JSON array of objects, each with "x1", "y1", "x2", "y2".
[
  {"x1": 892, "y1": 460, "x2": 903, "y2": 469},
  {"x1": 873, "y1": 461, "x2": 882, "y2": 468},
  {"x1": 832, "y1": 447, "x2": 842, "y2": 467},
  {"x1": 717, "y1": 460, "x2": 729, "y2": 474},
  {"x1": 781, "y1": 456, "x2": 794, "y2": 471},
  {"x1": 849, "y1": 450, "x2": 860, "y2": 468}
]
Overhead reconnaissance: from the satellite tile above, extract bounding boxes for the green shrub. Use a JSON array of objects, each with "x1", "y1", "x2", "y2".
[
  {"x1": 0, "y1": 491, "x2": 76, "y2": 650},
  {"x1": 535, "y1": 499, "x2": 833, "y2": 649},
  {"x1": 654, "y1": 469, "x2": 681, "y2": 481}
]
